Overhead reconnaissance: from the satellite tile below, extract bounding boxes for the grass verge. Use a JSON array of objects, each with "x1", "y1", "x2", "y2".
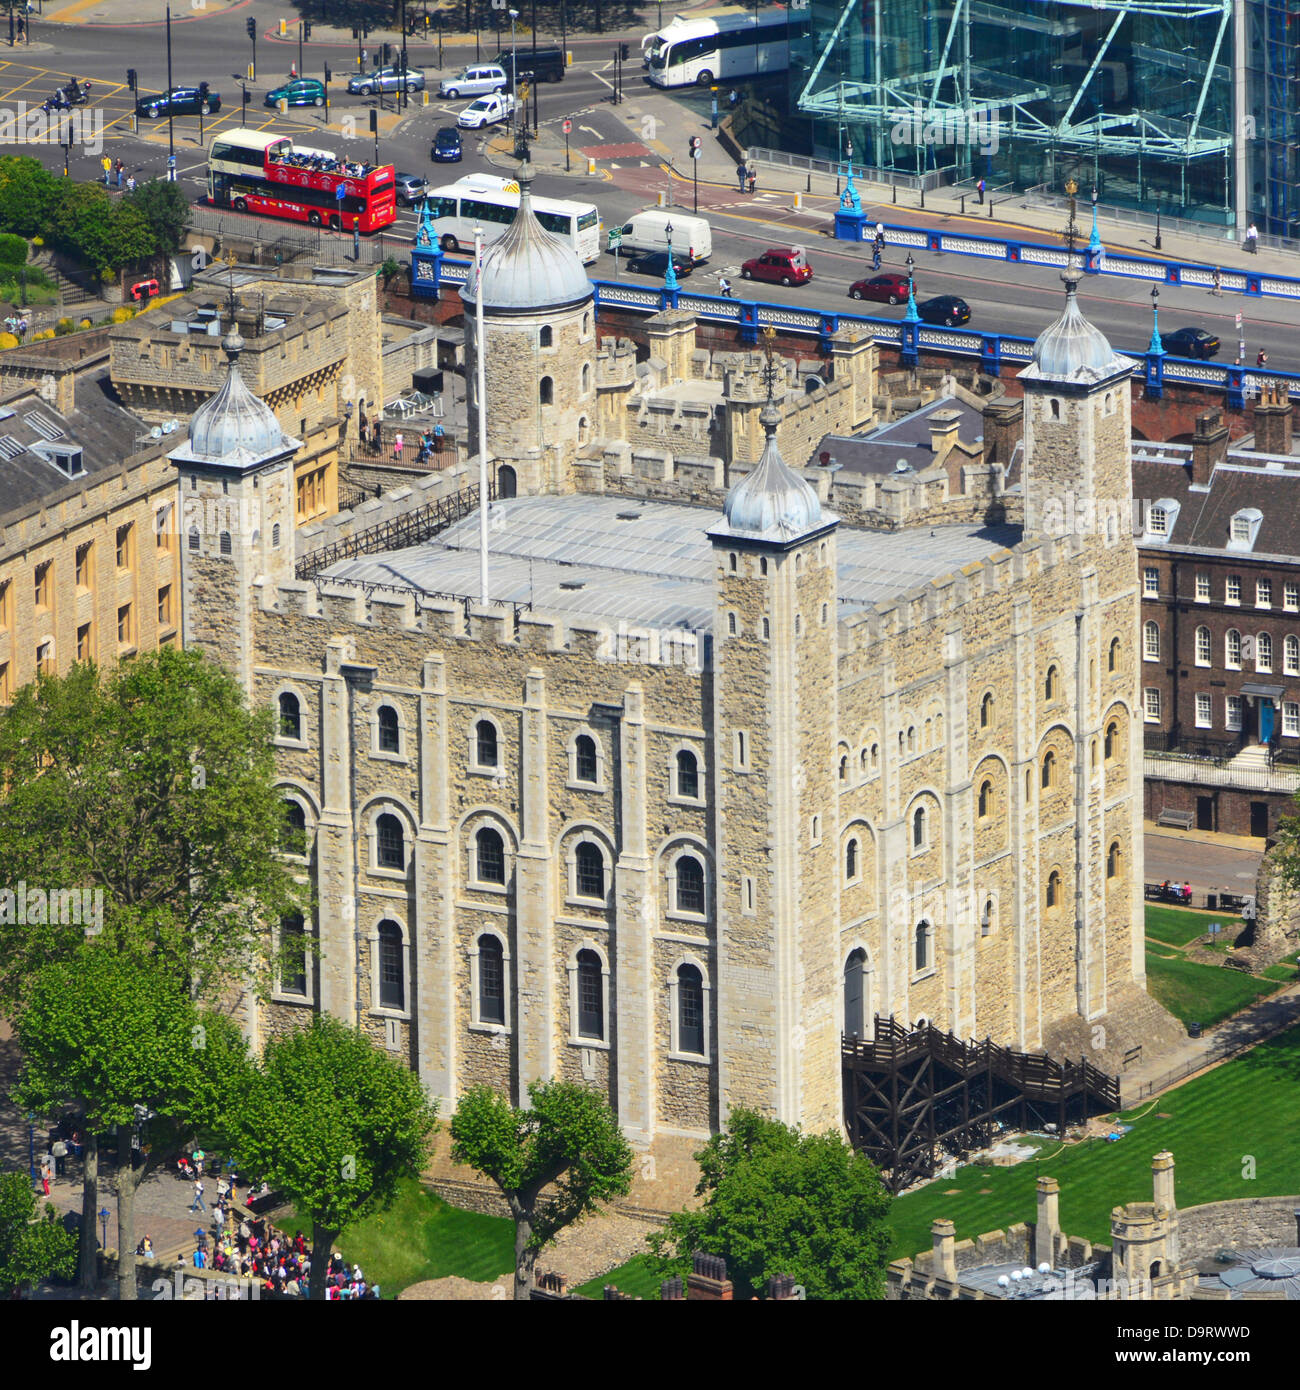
[
  {"x1": 1144, "y1": 903, "x2": 1223, "y2": 948},
  {"x1": 1143, "y1": 949, "x2": 1277, "y2": 1029}
]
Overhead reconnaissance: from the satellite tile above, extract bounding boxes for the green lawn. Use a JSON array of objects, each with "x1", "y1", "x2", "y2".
[
  {"x1": 1144, "y1": 904, "x2": 1220, "y2": 948},
  {"x1": 575, "y1": 1253, "x2": 662, "y2": 1301},
  {"x1": 1143, "y1": 949, "x2": 1277, "y2": 1028},
  {"x1": 277, "y1": 1178, "x2": 516, "y2": 1298}
]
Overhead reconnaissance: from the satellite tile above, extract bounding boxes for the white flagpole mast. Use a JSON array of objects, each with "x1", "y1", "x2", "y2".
[{"x1": 475, "y1": 222, "x2": 490, "y2": 607}]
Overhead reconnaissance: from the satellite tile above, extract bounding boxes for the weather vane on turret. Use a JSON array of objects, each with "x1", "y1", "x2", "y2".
[
  {"x1": 1061, "y1": 177, "x2": 1082, "y2": 291},
  {"x1": 223, "y1": 247, "x2": 238, "y2": 333},
  {"x1": 760, "y1": 324, "x2": 779, "y2": 403}
]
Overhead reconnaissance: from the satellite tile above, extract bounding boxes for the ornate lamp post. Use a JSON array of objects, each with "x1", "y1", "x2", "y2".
[{"x1": 664, "y1": 220, "x2": 677, "y2": 292}]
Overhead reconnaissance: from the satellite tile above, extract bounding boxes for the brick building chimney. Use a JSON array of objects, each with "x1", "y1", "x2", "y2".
[
  {"x1": 1191, "y1": 408, "x2": 1229, "y2": 487},
  {"x1": 686, "y1": 1251, "x2": 734, "y2": 1300},
  {"x1": 1252, "y1": 383, "x2": 1293, "y2": 457},
  {"x1": 981, "y1": 397, "x2": 1023, "y2": 470}
]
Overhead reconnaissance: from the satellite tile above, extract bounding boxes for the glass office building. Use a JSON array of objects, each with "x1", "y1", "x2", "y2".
[{"x1": 794, "y1": 1, "x2": 1300, "y2": 236}]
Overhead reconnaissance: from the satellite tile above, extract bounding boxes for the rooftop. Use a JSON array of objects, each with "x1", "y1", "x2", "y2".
[
  {"x1": 318, "y1": 495, "x2": 1020, "y2": 633},
  {"x1": 809, "y1": 394, "x2": 985, "y2": 476}
]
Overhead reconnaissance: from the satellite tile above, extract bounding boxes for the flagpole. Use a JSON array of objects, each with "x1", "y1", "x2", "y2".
[{"x1": 475, "y1": 223, "x2": 489, "y2": 607}]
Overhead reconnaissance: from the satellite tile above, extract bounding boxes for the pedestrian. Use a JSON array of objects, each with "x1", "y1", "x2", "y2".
[
  {"x1": 976, "y1": 177, "x2": 985, "y2": 204},
  {"x1": 1257, "y1": 349, "x2": 1268, "y2": 368},
  {"x1": 736, "y1": 160, "x2": 746, "y2": 192},
  {"x1": 1246, "y1": 222, "x2": 1258, "y2": 254},
  {"x1": 18, "y1": 316, "x2": 27, "y2": 340},
  {"x1": 1211, "y1": 266, "x2": 1222, "y2": 296},
  {"x1": 718, "y1": 275, "x2": 732, "y2": 298},
  {"x1": 394, "y1": 431, "x2": 404, "y2": 460},
  {"x1": 115, "y1": 158, "x2": 123, "y2": 189},
  {"x1": 51, "y1": 1136, "x2": 67, "y2": 1176},
  {"x1": 193, "y1": 1245, "x2": 206, "y2": 1270},
  {"x1": 747, "y1": 167, "x2": 756, "y2": 194},
  {"x1": 728, "y1": 89, "x2": 738, "y2": 109},
  {"x1": 871, "y1": 245, "x2": 881, "y2": 272},
  {"x1": 361, "y1": 47, "x2": 367, "y2": 67},
  {"x1": 126, "y1": 174, "x2": 136, "y2": 194},
  {"x1": 189, "y1": 1177, "x2": 206, "y2": 1212},
  {"x1": 1182, "y1": 881, "x2": 1192, "y2": 904},
  {"x1": 15, "y1": 14, "x2": 22, "y2": 41},
  {"x1": 101, "y1": 154, "x2": 111, "y2": 186},
  {"x1": 40, "y1": 1159, "x2": 50, "y2": 1197}
]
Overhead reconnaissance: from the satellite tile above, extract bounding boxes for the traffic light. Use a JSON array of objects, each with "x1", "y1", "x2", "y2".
[
  {"x1": 382, "y1": 42, "x2": 393, "y2": 64},
  {"x1": 690, "y1": 135, "x2": 701, "y2": 154},
  {"x1": 302, "y1": 19, "x2": 311, "y2": 41},
  {"x1": 324, "y1": 63, "x2": 331, "y2": 84},
  {"x1": 126, "y1": 67, "x2": 137, "y2": 92},
  {"x1": 351, "y1": 26, "x2": 359, "y2": 39},
  {"x1": 423, "y1": 12, "x2": 430, "y2": 28},
  {"x1": 620, "y1": 42, "x2": 630, "y2": 60},
  {"x1": 246, "y1": 16, "x2": 256, "y2": 39}
]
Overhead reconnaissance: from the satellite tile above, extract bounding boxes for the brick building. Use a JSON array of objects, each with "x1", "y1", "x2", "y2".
[{"x1": 173, "y1": 185, "x2": 1168, "y2": 1162}]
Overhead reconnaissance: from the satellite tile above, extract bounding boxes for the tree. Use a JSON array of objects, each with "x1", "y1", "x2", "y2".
[
  {"x1": 126, "y1": 179, "x2": 188, "y2": 255},
  {"x1": 0, "y1": 156, "x2": 62, "y2": 238},
  {"x1": 43, "y1": 182, "x2": 155, "y2": 280},
  {"x1": 0, "y1": 647, "x2": 306, "y2": 1010},
  {"x1": 646, "y1": 1109, "x2": 893, "y2": 1300},
  {"x1": 233, "y1": 1016, "x2": 438, "y2": 1301},
  {"x1": 13, "y1": 946, "x2": 250, "y2": 1300},
  {"x1": 0, "y1": 1171, "x2": 77, "y2": 1297},
  {"x1": 450, "y1": 1080, "x2": 633, "y2": 1301}
]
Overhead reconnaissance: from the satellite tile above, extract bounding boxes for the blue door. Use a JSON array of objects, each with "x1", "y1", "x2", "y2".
[{"x1": 1261, "y1": 700, "x2": 1275, "y2": 743}]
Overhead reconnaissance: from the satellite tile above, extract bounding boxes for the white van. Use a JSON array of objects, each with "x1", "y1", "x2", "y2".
[{"x1": 615, "y1": 210, "x2": 712, "y2": 264}]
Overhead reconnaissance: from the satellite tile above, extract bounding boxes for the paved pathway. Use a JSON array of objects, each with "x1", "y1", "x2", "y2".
[{"x1": 1142, "y1": 828, "x2": 1264, "y2": 905}]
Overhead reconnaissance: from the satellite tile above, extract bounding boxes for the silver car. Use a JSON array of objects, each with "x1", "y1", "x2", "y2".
[
  {"x1": 438, "y1": 64, "x2": 508, "y2": 100},
  {"x1": 348, "y1": 65, "x2": 425, "y2": 95},
  {"x1": 394, "y1": 172, "x2": 427, "y2": 206}
]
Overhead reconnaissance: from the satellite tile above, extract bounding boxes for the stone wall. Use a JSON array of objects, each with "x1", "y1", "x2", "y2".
[
  {"x1": 1246, "y1": 848, "x2": 1300, "y2": 967},
  {"x1": 1178, "y1": 1195, "x2": 1300, "y2": 1260}
]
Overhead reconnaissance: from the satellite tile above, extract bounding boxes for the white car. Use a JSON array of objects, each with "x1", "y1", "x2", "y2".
[
  {"x1": 456, "y1": 93, "x2": 515, "y2": 129},
  {"x1": 438, "y1": 65, "x2": 509, "y2": 100}
]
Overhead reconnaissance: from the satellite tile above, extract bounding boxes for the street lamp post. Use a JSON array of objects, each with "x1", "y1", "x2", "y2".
[
  {"x1": 509, "y1": 9, "x2": 519, "y2": 135},
  {"x1": 664, "y1": 220, "x2": 677, "y2": 292},
  {"x1": 1148, "y1": 285, "x2": 1164, "y2": 356},
  {"x1": 400, "y1": 0, "x2": 408, "y2": 112},
  {"x1": 905, "y1": 251, "x2": 914, "y2": 295},
  {"x1": 241, "y1": 83, "x2": 248, "y2": 125},
  {"x1": 165, "y1": 3, "x2": 174, "y2": 174},
  {"x1": 98, "y1": 1206, "x2": 109, "y2": 1252}
]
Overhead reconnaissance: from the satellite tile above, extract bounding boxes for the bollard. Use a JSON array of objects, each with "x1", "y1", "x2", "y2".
[
  {"x1": 278, "y1": 17, "x2": 286, "y2": 35},
  {"x1": 588, "y1": 157, "x2": 596, "y2": 175},
  {"x1": 892, "y1": 185, "x2": 897, "y2": 204},
  {"x1": 920, "y1": 187, "x2": 925, "y2": 209},
  {"x1": 960, "y1": 195, "x2": 965, "y2": 215},
  {"x1": 657, "y1": 189, "x2": 666, "y2": 207},
  {"x1": 989, "y1": 199, "x2": 994, "y2": 218},
  {"x1": 247, "y1": 63, "x2": 254, "y2": 80},
  {"x1": 806, "y1": 173, "x2": 811, "y2": 193},
  {"x1": 793, "y1": 191, "x2": 802, "y2": 210},
  {"x1": 279, "y1": 99, "x2": 288, "y2": 115},
  {"x1": 422, "y1": 91, "x2": 429, "y2": 107}
]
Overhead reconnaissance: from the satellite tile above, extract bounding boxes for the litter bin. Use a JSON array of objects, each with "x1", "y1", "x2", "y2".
[
  {"x1": 1205, "y1": 893, "x2": 1217, "y2": 912},
  {"x1": 1188, "y1": 1022, "x2": 1203, "y2": 1039}
]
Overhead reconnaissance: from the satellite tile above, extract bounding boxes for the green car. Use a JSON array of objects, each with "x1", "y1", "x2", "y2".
[{"x1": 264, "y1": 78, "x2": 327, "y2": 109}]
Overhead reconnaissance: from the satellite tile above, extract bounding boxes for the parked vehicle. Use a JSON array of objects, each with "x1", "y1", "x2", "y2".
[
  {"x1": 438, "y1": 65, "x2": 509, "y2": 100},
  {"x1": 614, "y1": 210, "x2": 712, "y2": 263},
  {"x1": 348, "y1": 66, "x2": 425, "y2": 95},
  {"x1": 431, "y1": 126, "x2": 463, "y2": 162},
  {"x1": 622, "y1": 250, "x2": 694, "y2": 279},
  {"x1": 848, "y1": 273, "x2": 911, "y2": 305},
  {"x1": 740, "y1": 246, "x2": 813, "y2": 287},
  {"x1": 129, "y1": 278, "x2": 161, "y2": 301},
  {"x1": 136, "y1": 83, "x2": 219, "y2": 118},
  {"x1": 394, "y1": 173, "x2": 428, "y2": 205},
  {"x1": 915, "y1": 294, "x2": 971, "y2": 327},
  {"x1": 1161, "y1": 327, "x2": 1220, "y2": 359},
  {"x1": 493, "y1": 47, "x2": 566, "y2": 83},
  {"x1": 456, "y1": 93, "x2": 515, "y2": 129},
  {"x1": 264, "y1": 78, "x2": 326, "y2": 109}
]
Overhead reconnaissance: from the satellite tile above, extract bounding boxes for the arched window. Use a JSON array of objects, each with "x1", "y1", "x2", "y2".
[
  {"x1": 912, "y1": 806, "x2": 926, "y2": 849},
  {"x1": 1287, "y1": 635, "x2": 1300, "y2": 677},
  {"x1": 475, "y1": 719, "x2": 499, "y2": 767},
  {"x1": 981, "y1": 899, "x2": 994, "y2": 937},
  {"x1": 811, "y1": 814, "x2": 821, "y2": 844},
  {"x1": 539, "y1": 376, "x2": 553, "y2": 405},
  {"x1": 219, "y1": 530, "x2": 232, "y2": 555},
  {"x1": 1105, "y1": 721, "x2": 1118, "y2": 760},
  {"x1": 272, "y1": 523, "x2": 281, "y2": 548},
  {"x1": 844, "y1": 949, "x2": 867, "y2": 1038},
  {"x1": 377, "y1": 705, "x2": 400, "y2": 753},
  {"x1": 727, "y1": 611, "x2": 737, "y2": 636},
  {"x1": 575, "y1": 841, "x2": 605, "y2": 899},
  {"x1": 759, "y1": 557, "x2": 768, "y2": 575},
  {"x1": 539, "y1": 325, "x2": 552, "y2": 347},
  {"x1": 1049, "y1": 398, "x2": 1060, "y2": 420},
  {"x1": 280, "y1": 913, "x2": 307, "y2": 995},
  {"x1": 282, "y1": 799, "x2": 306, "y2": 851},
  {"x1": 1044, "y1": 665, "x2": 1059, "y2": 701},
  {"x1": 859, "y1": 747, "x2": 868, "y2": 774},
  {"x1": 675, "y1": 855, "x2": 705, "y2": 914},
  {"x1": 376, "y1": 813, "x2": 405, "y2": 871},
  {"x1": 761, "y1": 616, "x2": 769, "y2": 639},
  {"x1": 676, "y1": 749, "x2": 699, "y2": 799},
  {"x1": 1107, "y1": 840, "x2": 1121, "y2": 879},
  {"x1": 845, "y1": 837, "x2": 858, "y2": 880},
  {"x1": 980, "y1": 692, "x2": 994, "y2": 728},
  {"x1": 1108, "y1": 637, "x2": 1120, "y2": 672},
  {"x1": 1196, "y1": 625, "x2": 1211, "y2": 666},
  {"x1": 377, "y1": 920, "x2": 404, "y2": 1009},
  {"x1": 478, "y1": 934, "x2": 504, "y2": 1025},
  {"x1": 188, "y1": 527, "x2": 200, "y2": 552},
  {"x1": 577, "y1": 949, "x2": 603, "y2": 1040},
  {"x1": 838, "y1": 754, "x2": 848, "y2": 782},
  {"x1": 1143, "y1": 621, "x2": 1160, "y2": 661},
  {"x1": 1226, "y1": 628, "x2": 1242, "y2": 668},
  {"x1": 870, "y1": 743, "x2": 879, "y2": 771},
  {"x1": 978, "y1": 780, "x2": 992, "y2": 817},
  {"x1": 581, "y1": 362, "x2": 590, "y2": 393},
  {"x1": 582, "y1": 311, "x2": 590, "y2": 336},
  {"x1": 914, "y1": 921, "x2": 929, "y2": 971},
  {"x1": 729, "y1": 553, "x2": 737, "y2": 571},
  {"x1": 278, "y1": 692, "x2": 301, "y2": 740},
  {"x1": 1046, "y1": 869, "x2": 1061, "y2": 908},
  {"x1": 476, "y1": 827, "x2": 505, "y2": 884},
  {"x1": 1041, "y1": 750, "x2": 1055, "y2": 789},
  {"x1": 677, "y1": 964, "x2": 704, "y2": 1054},
  {"x1": 574, "y1": 734, "x2": 598, "y2": 783},
  {"x1": 907, "y1": 726, "x2": 915, "y2": 752}
]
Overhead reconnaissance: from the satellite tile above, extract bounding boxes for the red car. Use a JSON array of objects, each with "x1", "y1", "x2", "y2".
[
  {"x1": 848, "y1": 273, "x2": 911, "y2": 305},
  {"x1": 739, "y1": 246, "x2": 813, "y2": 287}
]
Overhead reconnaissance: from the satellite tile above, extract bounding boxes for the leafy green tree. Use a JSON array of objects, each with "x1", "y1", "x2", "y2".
[
  {"x1": 0, "y1": 156, "x2": 63, "y2": 238},
  {"x1": 450, "y1": 1080, "x2": 633, "y2": 1301},
  {"x1": 647, "y1": 1109, "x2": 893, "y2": 1300},
  {"x1": 13, "y1": 946, "x2": 251, "y2": 1300},
  {"x1": 0, "y1": 647, "x2": 306, "y2": 1009},
  {"x1": 233, "y1": 1016, "x2": 439, "y2": 1301},
  {"x1": 45, "y1": 183, "x2": 155, "y2": 279},
  {"x1": 126, "y1": 179, "x2": 188, "y2": 255},
  {"x1": 0, "y1": 1171, "x2": 77, "y2": 1297}
]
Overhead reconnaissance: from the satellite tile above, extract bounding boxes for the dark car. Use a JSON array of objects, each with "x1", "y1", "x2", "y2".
[
  {"x1": 431, "y1": 126, "x2": 463, "y2": 162},
  {"x1": 848, "y1": 273, "x2": 911, "y2": 305},
  {"x1": 916, "y1": 294, "x2": 971, "y2": 327},
  {"x1": 1161, "y1": 327, "x2": 1220, "y2": 359},
  {"x1": 494, "y1": 47, "x2": 567, "y2": 83},
  {"x1": 135, "y1": 84, "x2": 220, "y2": 118},
  {"x1": 623, "y1": 250, "x2": 693, "y2": 279},
  {"x1": 264, "y1": 78, "x2": 326, "y2": 109}
]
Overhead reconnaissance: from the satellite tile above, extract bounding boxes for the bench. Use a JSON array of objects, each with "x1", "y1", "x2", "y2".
[
  {"x1": 1157, "y1": 808, "x2": 1195, "y2": 830},
  {"x1": 1122, "y1": 1045, "x2": 1143, "y2": 1070},
  {"x1": 1219, "y1": 892, "x2": 1247, "y2": 914},
  {"x1": 1146, "y1": 883, "x2": 1193, "y2": 905}
]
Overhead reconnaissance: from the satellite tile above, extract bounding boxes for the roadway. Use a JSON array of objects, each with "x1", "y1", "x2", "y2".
[{"x1": 8, "y1": 8, "x2": 1300, "y2": 367}]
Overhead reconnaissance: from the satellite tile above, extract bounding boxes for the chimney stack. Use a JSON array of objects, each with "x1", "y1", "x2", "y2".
[
  {"x1": 1035, "y1": 1175, "x2": 1061, "y2": 1268},
  {"x1": 1252, "y1": 382, "x2": 1293, "y2": 457},
  {"x1": 927, "y1": 408, "x2": 962, "y2": 468},
  {"x1": 687, "y1": 1251, "x2": 734, "y2": 1301},
  {"x1": 931, "y1": 1218, "x2": 957, "y2": 1282},
  {"x1": 981, "y1": 397, "x2": 1024, "y2": 468},
  {"x1": 1191, "y1": 408, "x2": 1228, "y2": 487}
]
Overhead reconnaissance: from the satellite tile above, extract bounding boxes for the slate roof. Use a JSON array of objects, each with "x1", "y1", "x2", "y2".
[{"x1": 808, "y1": 394, "x2": 985, "y2": 477}]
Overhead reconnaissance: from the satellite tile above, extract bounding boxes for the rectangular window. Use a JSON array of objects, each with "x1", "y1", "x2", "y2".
[
  {"x1": 281, "y1": 914, "x2": 308, "y2": 996},
  {"x1": 1195, "y1": 628, "x2": 1211, "y2": 666},
  {"x1": 1226, "y1": 696, "x2": 1243, "y2": 732},
  {"x1": 378, "y1": 931, "x2": 403, "y2": 1010},
  {"x1": 117, "y1": 602, "x2": 133, "y2": 648},
  {"x1": 116, "y1": 522, "x2": 134, "y2": 571},
  {"x1": 0, "y1": 580, "x2": 9, "y2": 632},
  {"x1": 157, "y1": 585, "x2": 172, "y2": 629},
  {"x1": 1195, "y1": 693, "x2": 1212, "y2": 728},
  {"x1": 76, "y1": 622, "x2": 93, "y2": 663},
  {"x1": 1257, "y1": 579, "x2": 1272, "y2": 608},
  {"x1": 1286, "y1": 582, "x2": 1299, "y2": 612},
  {"x1": 1226, "y1": 574, "x2": 1242, "y2": 605},
  {"x1": 1195, "y1": 571, "x2": 1211, "y2": 603},
  {"x1": 36, "y1": 641, "x2": 53, "y2": 676},
  {"x1": 155, "y1": 506, "x2": 174, "y2": 553},
  {"x1": 1144, "y1": 624, "x2": 1160, "y2": 661},
  {"x1": 1286, "y1": 638, "x2": 1300, "y2": 677},
  {"x1": 1286, "y1": 702, "x2": 1300, "y2": 737},
  {"x1": 75, "y1": 542, "x2": 94, "y2": 590},
  {"x1": 1144, "y1": 688, "x2": 1161, "y2": 723},
  {"x1": 479, "y1": 947, "x2": 504, "y2": 1026},
  {"x1": 34, "y1": 560, "x2": 52, "y2": 610},
  {"x1": 1143, "y1": 566, "x2": 1159, "y2": 597},
  {"x1": 0, "y1": 661, "x2": 8, "y2": 701}
]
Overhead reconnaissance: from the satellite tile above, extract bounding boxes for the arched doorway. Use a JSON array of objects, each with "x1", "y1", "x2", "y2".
[
  {"x1": 844, "y1": 948, "x2": 872, "y2": 1039},
  {"x1": 497, "y1": 464, "x2": 516, "y2": 498}
]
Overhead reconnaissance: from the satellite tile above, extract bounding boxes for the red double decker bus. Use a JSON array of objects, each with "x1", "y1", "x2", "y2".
[{"x1": 207, "y1": 128, "x2": 396, "y2": 232}]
